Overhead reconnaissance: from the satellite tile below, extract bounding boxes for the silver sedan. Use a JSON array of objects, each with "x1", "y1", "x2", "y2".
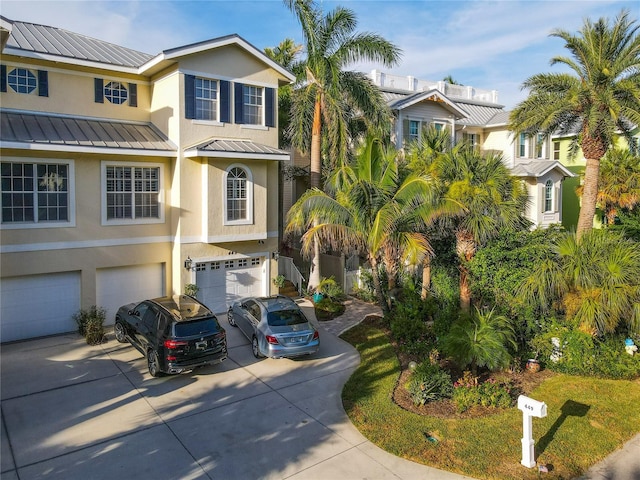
[{"x1": 228, "y1": 296, "x2": 319, "y2": 359}]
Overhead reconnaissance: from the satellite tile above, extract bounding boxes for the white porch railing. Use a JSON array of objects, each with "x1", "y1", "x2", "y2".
[{"x1": 278, "y1": 256, "x2": 306, "y2": 295}]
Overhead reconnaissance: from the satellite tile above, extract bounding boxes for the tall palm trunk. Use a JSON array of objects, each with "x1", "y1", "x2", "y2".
[
  {"x1": 576, "y1": 157, "x2": 601, "y2": 238},
  {"x1": 369, "y1": 256, "x2": 389, "y2": 315},
  {"x1": 421, "y1": 256, "x2": 431, "y2": 300},
  {"x1": 456, "y1": 230, "x2": 476, "y2": 313},
  {"x1": 307, "y1": 96, "x2": 323, "y2": 290}
]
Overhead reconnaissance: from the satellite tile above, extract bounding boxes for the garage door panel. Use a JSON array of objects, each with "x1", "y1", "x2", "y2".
[
  {"x1": 96, "y1": 264, "x2": 164, "y2": 325},
  {"x1": 1, "y1": 273, "x2": 80, "y2": 342},
  {"x1": 197, "y1": 258, "x2": 263, "y2": 314}
]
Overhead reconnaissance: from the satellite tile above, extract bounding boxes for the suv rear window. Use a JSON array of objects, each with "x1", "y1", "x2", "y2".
[
  {"x1": 267, "y1": 310, "x2": 307, "y2": 327},
  {"x1": 174, "y1": 318, "x2": 221, "y2": 337}
]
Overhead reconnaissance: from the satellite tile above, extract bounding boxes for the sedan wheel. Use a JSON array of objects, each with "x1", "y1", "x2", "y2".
[
  {"x1": 252, "y1": 336, "x2": 263, "y2": 358},
  {"x1": 228, "y1": 309, "x2": 237, "y2": 327},
  {"x1": 114, "y1": 321, "x2": 127, "y2": 343},
  {"x1": 147, "y1": 349, "x2": 162, "y2": 377}
]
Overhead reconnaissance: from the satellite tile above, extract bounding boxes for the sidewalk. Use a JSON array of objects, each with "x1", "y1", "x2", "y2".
[{"x1": 318, "y1": 296, "x2": 640, "y2": 480}]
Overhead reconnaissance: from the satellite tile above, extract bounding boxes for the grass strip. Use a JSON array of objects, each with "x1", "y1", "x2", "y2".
[{"x1": 341, "y1": 320, "x2": 640, "y2": 480}]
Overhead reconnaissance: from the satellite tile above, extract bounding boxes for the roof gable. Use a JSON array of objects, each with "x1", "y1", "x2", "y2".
[
  {"x1": 511, "y1": 160, "x2": 576, "y2": 178},
  {"x1": 388, "y1": 89, "x2": 468, "y2": 119}
]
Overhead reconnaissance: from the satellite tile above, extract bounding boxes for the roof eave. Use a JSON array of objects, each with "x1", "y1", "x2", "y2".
[
  {"x1": 1, "y1": 141, "x2": 177, "y2": 157},
  {"x1": 184, "y1": 149, "x2": 289, "y2": 161},
  {"x1": 2, "y1": 47, "x2": 140, "y2": 74}
]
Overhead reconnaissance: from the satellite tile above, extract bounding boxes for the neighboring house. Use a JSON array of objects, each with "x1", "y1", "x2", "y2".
[
  {"x1": 0, "y1": 17, "x2": 294, "y2": 342},
  {"x1": 368, "y1": 70, "x2": 576, "y2": 229}
]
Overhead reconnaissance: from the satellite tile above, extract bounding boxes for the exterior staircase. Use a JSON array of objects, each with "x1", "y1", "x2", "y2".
[{"x1": 278, "y1": 280, "x2": 300, "y2": 299}]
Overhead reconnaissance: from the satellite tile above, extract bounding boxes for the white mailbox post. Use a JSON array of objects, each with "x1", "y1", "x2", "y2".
[{"x1": 517, "y1": 395, "x2": 548, "y2": 468}]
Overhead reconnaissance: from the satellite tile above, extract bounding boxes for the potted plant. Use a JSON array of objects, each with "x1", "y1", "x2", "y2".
[
  {"x1": 184, "y1": 283, "x2": 199, "y2": 297},
  {"x1": 273, "y1": 274, "x2": 286, "y2": 289}
]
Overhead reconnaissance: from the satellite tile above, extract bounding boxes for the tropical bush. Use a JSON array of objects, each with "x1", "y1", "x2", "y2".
[
  {"x1": 314, "y1": 296, "x2": 346, "y2": 321},
  {"x1": 73, "y1": 306, "x2": 106, "y2": 345},
  {"x1": 406, "y1": 362, "x2": 453, "y2": 405},
  {"x1": 532, "y1": 326, "x2": 640, "y2": 379},
  {"x1": 442, "y1": 307, "x2": 516, "y2": 374},
  {"x1": 452, "y1": 372, "x2": 513, "y2": 412},
  {"x1": 316, "y1": 276, "x2": 346, "y2": 300},
  {"x1": 272, "y1": 274, "x2": 287, "y2": 289},
  {"x1": 184, "y1": 283, "x2": 199, "y2": 297},
  {"x1": 388, "y1": 290, "x2": 436, "y2": 357}
]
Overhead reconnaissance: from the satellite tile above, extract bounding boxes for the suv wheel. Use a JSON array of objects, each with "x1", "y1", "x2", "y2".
[
  {"x1": 252, "y1": 336, "x2": 263, "y2": 358},
  {"x1": 114, "y1": 321, "x2": 127, "y2": 343},
  {"x1": 147, "y1": 349, "x2": 162, "y2": 377}
]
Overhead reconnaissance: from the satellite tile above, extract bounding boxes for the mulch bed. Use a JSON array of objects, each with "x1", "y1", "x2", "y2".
[{"x1": 358, "y1": 315, "x2": 554, "y2": 419}]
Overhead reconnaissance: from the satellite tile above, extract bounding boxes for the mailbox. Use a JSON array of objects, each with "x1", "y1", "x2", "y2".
[{"x1": 518, "y1": 395, "x2": 547, "y2": 418}]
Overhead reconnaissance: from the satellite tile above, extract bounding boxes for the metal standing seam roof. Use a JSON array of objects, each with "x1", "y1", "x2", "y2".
[
  {"x1": 511, "y1": 160, "x2": 576, "y2": 178},
  {"x1": 0, "y1": 110, "x2": 176, "y2": 152},
  {"x1": 4, "y1": 20, "x2": 153, "y2": 67},
  {"x1": 186, "y1": 138, "x2": 290, "y2": 159}
]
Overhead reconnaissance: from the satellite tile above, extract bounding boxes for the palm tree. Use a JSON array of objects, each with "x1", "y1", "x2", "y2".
[
  {"x1": 286, "y1": 137, "x2": 436, "y2": 313},
  {"x1": 509, "y1": 9, "x2": 640, "y2": 238},
  {"x1": 518, "y1": 229, "x2": 640, "y2": 335},
  {"x1": 577, "y1": 148, "x2": 640, "y2": 225},
  {"x1": 434, "y1": 146, "x2": 529, "y2": 312},
  {"x1": 443, "y1": 307, "x2": 516, "y2": 375},
  {"x1": 283, "y1": 0, "x2": 401, "y2": 288},
  {"x1": 406, "y1": 125, "x2": 455, "y2": 299}
]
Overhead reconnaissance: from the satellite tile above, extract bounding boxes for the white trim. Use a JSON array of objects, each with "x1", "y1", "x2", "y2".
[
  {"x1": 100, "y1": 160, "x2": 166, "y2": 226},
  {"x1": 1, "y1": 141, "x2": 176, "y2": 157},
  {"x1": 192, "y1": 120, "x2": 224, "y2": 127},
  {"x1": 241, "y1": 124, "x2": 269, "y2": 131},
  {"x1": 201, "y1": 161, "x2": 209, "y2": 240},
  {"x1": 223, "y1": 163, "x2": 253, "y2": 226},
  {"x1": 0, "y1": 235, "x2": 172, "y2": 253},
  {"x1": 180, "y1": 68, "x2": 279, "y2": 89},
  {"x1": 0, "y1": 157, "x2": 76, "y2": 229},
  {"x1": 1, "y1": 61, "x2": 151, "y2": 85},
  {"x1": 207, "y1": 232, "x2": 266, "y2": 243}
]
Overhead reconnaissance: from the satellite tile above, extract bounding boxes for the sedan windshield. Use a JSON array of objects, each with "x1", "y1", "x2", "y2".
[{"x1": 267, "y1": 310, "x2": 307, "y2": 327}]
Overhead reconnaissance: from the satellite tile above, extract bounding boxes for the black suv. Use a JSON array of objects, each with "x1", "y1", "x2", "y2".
[{"x1": 114, "y1": 295, "x2": 227, "y2": 377}]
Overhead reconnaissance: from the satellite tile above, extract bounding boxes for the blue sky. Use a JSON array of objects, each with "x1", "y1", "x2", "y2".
[{"x1": 1, "y1": 0, "x2": 636, "y2": 108}]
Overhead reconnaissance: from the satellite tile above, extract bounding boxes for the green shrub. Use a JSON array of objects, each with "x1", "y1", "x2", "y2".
[
  {"x1": 317, "y1": 276, "x2": 346, "y2": 301},
  {"x1": 388, "y1": 290, "x2": 435, "y2": 357},
  {"x1": 314, "y1": 297, "x2": 346, "y2": 320},
  {"x1": 351, "y1": 286, "x2": 377, "y2": 303},
  {"x1": 406, "y1": 362, "x2": 453, "y2": 405},
  {"x1": 272, "y1": 275, "x2": 286, "y2": 288},
  {"x1": 532, "y1": 327, "x2": 640, "y2": 379},
  {"x1": 184, "y1": 283, "x2": 199, "y2": 297},
  {"x1": 73, "y1": 306, "x2": 106, "y2": 345},
  {"x1": 452, "y1": 373, "x2": 513, "y2": 412}
]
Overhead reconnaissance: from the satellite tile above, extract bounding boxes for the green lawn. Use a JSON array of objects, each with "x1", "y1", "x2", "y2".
[{"x1": 341, "y1": 320, "x2": 640, "y2": 480}]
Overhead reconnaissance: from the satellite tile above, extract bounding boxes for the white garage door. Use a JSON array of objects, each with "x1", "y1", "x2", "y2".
[
  {"x1": 1, "y1": 272, "x2": 81, "y2": 342},
  {"x1": 196, "y1": 257, "x2": 264, "y2": 313},
  {"x1": 96, "y1": 263, "x2": 165, "y2": 325}
]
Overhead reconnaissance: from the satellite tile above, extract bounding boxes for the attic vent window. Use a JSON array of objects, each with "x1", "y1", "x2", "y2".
[
  {"x1": 8, "y1": 68, "x2": 37, "y2": 94},
  {"x1": 104, "y1": 82, "x2": 128, "y2": 105}
]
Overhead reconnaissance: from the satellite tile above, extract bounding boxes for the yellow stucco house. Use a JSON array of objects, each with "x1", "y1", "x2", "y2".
[{"x1": 0, "y1": 16, "x2": 294, "y2": 342}]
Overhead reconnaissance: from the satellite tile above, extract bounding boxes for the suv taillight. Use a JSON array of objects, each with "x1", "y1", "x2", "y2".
[
  {"x1": 164, "y1": 339, "x2": 188, "y2": 349},
  {"x1": 312, "y1": 331, "x2": 319, "y2": 340},
  {"x1": 266, "y1": 335, "x2": 279, "y2": 345}
]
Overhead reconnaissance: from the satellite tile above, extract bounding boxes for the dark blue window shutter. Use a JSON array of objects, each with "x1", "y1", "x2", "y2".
[
  {"x1": 185, "y1": 74, "x2": 195, "y2": 119},
  {"x1": 94, "y1": 78, "x2": 104, "y2": 103},
  {"x1": 1, "y1": 65, "x2": 6, "y2": 92},
  {"x1": 128, "y1": 83, "x2": 137, "y2": 107},
  {"x1": 37, "y1": 70, "x2": 48, "y2": 97},
  {"x1": 265, "y1": 87, "x2": 275, "y2": 127},
  {"x1": 220, "y1": 80, "x2": 230, "y2": 123},
  {"x1": 234, "y1": 82, "x2": 244, "y2": 124}
]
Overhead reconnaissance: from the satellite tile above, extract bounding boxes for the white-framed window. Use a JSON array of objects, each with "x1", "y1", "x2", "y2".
[
  {"x1": 243, "y1": 85, "x2": 263, "y2": 125},
  {"x1": 104, "y1": 82, "x2": 128, "y2": 105},
  {"x1": 463, "y1": 132, "x2": 478, "y2": 148},
  {"x1": 544, "y1": 179, "x2": 553, "y2": 212},
  {"x1": 7, "y1": 67, "x2": 37, "y2": 94},
  {"x1": 195, "y1": 77, "x2": 218, "y2": 121},
  {"x1": 518, "y1": 133, "x2": 528, "y2": 157},
  {"x1": 536, "y1": 133, "x2": 546, "y2": 158},
  {"x1": 553, "y1": 141, "x2": 561, "y2": 160},
  {"x1": 223, "y1": 164, "x2": 253, "y2": 225},
  {"x1": 101, "y1": 161, "x2": 164, "y2": 225},
  {"x1": 1, "y1": 159, "x2": 75, "y2": 228}
]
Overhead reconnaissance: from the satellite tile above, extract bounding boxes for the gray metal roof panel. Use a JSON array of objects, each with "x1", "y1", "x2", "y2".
[
  {"x1": 0, "y1": 110, "x2": 175, "y2": 152},
  {"x1": 5, "y1": 20, "x2": 153, "y2": 67},
  {"x1": 189, "y1": 138, "x2": 289, "y2": 157},
  {"x1": 511, "y1": 160, "x2": 575, "y2": 178},
  {"x1": 456, "y1": 102, "x2": 505, "y2": 127}
]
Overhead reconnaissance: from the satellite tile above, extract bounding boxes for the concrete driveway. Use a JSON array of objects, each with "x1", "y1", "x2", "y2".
[{"x1": 1, "y1": 303, "x2": 471, "y2": 480}]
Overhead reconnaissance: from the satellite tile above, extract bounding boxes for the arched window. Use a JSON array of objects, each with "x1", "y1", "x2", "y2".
[
  {"x1": 224, "y1": 166, "x2": 252, "y2": 224},
  {"x1": 544, "y1": 179, "x2": 553, "y2": 212}
]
